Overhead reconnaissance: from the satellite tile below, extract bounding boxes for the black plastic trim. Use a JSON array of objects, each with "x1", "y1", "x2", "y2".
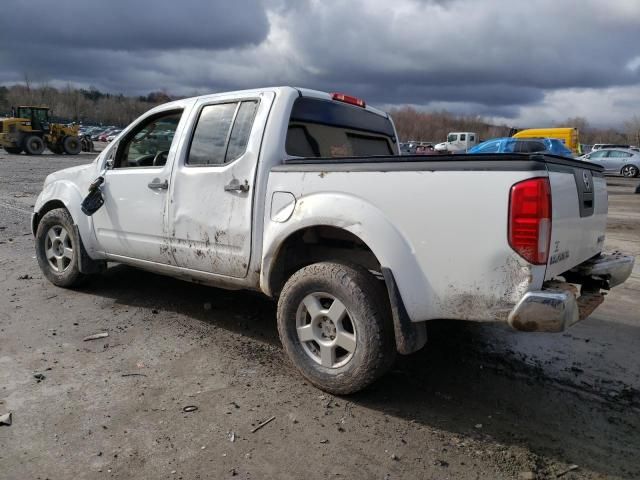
[
  {"x1": 274, "y1": 153, "x2": 604, "y2": 173},
  {"x1": 381, "y1": 267, "x2": 427, "y2": 355}
]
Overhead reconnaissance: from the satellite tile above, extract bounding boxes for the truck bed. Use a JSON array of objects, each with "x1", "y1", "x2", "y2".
[{"x1": 269, "y1": 153, "x2": 607, "y2": 323}]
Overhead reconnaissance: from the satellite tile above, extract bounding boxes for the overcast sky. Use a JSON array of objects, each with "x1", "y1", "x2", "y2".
[{"x1": 1, "y1": 0, "x2": 639, "y2": 127}]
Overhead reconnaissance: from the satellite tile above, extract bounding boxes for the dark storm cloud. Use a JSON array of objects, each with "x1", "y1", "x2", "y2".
[
  {"x1": 2, "y1": 0, "x2": 269, "y2": 51},
  {"x1": 1, "y1": 0, "x2": 640, "y2": 123}
]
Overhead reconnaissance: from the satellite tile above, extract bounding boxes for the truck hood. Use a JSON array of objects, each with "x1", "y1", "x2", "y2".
[{"x1": 44, "y1": 162, "x2": 96, "y2": 188}]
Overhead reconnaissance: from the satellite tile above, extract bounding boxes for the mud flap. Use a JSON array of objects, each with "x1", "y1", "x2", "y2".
[
  {"x1": 73, "y1": 224, "x2": 106, "y2": 274},
  {"x1": 381, "y1": 268, "x2": 427, "y2": 355}
]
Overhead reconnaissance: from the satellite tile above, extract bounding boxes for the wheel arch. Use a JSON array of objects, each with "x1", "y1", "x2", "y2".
[
  {"x1": 261, "y1": 193, "x2": 430, "y2": 354},
  {"x1": 33, "y1": 180, "x2": 100, "y2": 257},
  {"x1": 32, "y1": 199, "x2": 66, "y2": 235}
]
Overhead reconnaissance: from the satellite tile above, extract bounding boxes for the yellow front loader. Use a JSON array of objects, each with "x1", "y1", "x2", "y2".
[{"x1": 0, "y1": 106, "x2": 83, "y2": 155}]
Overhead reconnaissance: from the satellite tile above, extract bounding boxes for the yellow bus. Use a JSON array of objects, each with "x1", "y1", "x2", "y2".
[{"x1": 513, "y1": 127, "x2": 580, "y2": 154}]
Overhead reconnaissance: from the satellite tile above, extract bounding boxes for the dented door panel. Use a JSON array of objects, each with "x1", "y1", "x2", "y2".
[{"x1": 167, "y1": 91, "x2": 275, "y2": 278}]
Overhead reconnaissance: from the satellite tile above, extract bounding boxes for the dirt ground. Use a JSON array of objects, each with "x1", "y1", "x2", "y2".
[{"x1": 1, "y1": 149, "x2": 639, "y2": 480}]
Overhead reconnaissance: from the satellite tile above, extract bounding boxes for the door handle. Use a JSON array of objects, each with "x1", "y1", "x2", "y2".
[
  {"x1": 224, "y1": 179, "x2": 250, "y2": 193},
  {"x1": 148, "y1": 179, "x2": 168, "y2": 190}
]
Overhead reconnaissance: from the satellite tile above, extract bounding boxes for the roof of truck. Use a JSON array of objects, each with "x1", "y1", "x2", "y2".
[{"x1": 157, "y1": 86, "x2": 389, "y2": 119}]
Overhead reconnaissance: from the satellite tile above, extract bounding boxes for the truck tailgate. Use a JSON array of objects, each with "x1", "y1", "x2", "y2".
[{"x1": 545, "y1": 157, "x2": 608, "y2": 279}]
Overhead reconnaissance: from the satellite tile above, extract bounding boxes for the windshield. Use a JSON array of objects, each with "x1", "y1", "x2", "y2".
[
  {"x1": 471, "y1": 140, "x2": 501, "y2": 153},
  {"x1": 286, "y1": 97, "x2": 396, "y2": 158}
]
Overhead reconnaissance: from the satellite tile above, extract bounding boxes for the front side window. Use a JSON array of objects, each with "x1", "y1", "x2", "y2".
[
  {"x1": 187, "y1": 100, "x2": 259, "y2": 166},
  {"x1": 115, "y1": 110, "x2": 182, "y2": 168},
  {"x1": 447, "y1": 134, "x2": 458, "y2": 142}
]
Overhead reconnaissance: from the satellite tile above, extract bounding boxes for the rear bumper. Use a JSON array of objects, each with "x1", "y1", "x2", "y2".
[
  {"x1": 566, "y1": 251, "x2": 634, "y2": 288},
  {"x1": 508, "y1": 252, "x2": 635, "y2": 332}
]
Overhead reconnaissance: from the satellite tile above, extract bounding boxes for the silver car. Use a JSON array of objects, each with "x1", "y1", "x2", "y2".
[{"x1": 580, "y1": 148, "x2": 640, "y2": 177}]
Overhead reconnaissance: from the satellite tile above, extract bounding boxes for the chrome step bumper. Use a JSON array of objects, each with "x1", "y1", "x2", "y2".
[{"x1": 508, "y1": 252, "x2": 635, "y2": 332}]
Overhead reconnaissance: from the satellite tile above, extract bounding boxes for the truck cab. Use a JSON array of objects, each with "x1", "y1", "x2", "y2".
[{"x1": 434, "y1": 131, "x2": 478, "y2": 153}]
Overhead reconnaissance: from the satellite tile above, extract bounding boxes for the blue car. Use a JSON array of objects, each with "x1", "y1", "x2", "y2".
[{"x1": 468, "y1": 137, "x2": 573, "y2": 157}]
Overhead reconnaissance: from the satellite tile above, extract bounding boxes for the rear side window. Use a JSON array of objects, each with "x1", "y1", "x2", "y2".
[
  {"x1": 517, "y1": 141, "x2": 546, "y2": 153},
  {"x1": 226, "y1": 101, "x2": 259, "y2": 161},
  {"x1": 286, "y1": 97, "x2": 395, "y2": 158},
  {"x1": 608, "y1": 150, "x2": 631, "y2": 158},
  {"x1": 187, "y1": 100, "x2": 259, "y2": 166}
]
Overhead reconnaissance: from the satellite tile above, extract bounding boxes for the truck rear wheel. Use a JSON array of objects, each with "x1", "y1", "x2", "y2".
[
  {"x1": 277, "y1": 262, "x2": 395, "y2": 394},
  {"x1": 63, "y1": 136, "x2": 82, "y2": 155},
  {"x1": 24, "y1": 135, "x2": 45, "y2": 155},
  {"x1": 35, "y1": 208, "x2": 87, "y2": 288},
  {"x1": 4, "y1": 146, "x2": 22, "y2": 154}
]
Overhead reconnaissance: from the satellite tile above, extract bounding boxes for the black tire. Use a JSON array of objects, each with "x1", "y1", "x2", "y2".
[
  {"x1": 277, "y1": 262, "x2": 395, "y2": 394},
  {"x1": 4, "y1": 146, "x2": 22, "y2": 154},
  {"x1": 63, "y1": 136, "x2": 82, "y2": 155},
  {"x1": 81, "y1": 136, "x2": 94, "y2": 152},
  {"x1": 621, "y1": 165, "x2": 639, "y2": 177},
  {"x1": 23, "y1": 135, "x2": 45, "y2": 155},
  {"x1": 35, "y1": 208, "x2": 87, "y2": 288},
  {"x1": 48, "y1": 143, "x2": 64, "y2": 155}
]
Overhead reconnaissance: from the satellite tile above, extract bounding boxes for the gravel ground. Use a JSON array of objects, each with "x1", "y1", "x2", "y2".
[{"x1": 1, "y1": 149, "x2": 639, "y2": 480}]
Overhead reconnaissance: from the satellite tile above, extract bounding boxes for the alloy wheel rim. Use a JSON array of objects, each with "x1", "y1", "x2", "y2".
[
  {"x1": 295, "y1": 292, "x2": 357, "y2": 368},
  {"x1": 45, "y1": 225, "x2": 73, "y2": 273},
  {"x1": 622, "y1": 166, "x2": 637, "y2": 177}
]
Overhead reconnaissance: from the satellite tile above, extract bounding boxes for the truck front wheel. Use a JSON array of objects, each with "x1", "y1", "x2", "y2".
[
  {"x1": 35, "y1": 208, "x2": 87, "y2": 287},
  {"x1": 277, "y1": 262, "x2": 395, "y2": 394}
]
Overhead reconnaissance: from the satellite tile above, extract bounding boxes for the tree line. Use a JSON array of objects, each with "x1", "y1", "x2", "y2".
[
  {"x1": 1, "y1": 83, "x2": 639, "y2": 145},
  {"x1": 390, "y1": 107, "x2": 640, "y2": 146},
  {"x1": 0, "y1": 84, "x2": 170, "y2": 127}
]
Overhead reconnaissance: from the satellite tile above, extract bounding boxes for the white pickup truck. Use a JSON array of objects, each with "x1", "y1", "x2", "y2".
[{"x1": 32, "y1": 87, "x2": 634, "y2": 394}]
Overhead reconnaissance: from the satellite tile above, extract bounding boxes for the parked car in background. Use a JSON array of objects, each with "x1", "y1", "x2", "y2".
[
  {"x1": 400, "y1": 141, "x2": 436, "y2": 155},
  {"x1": 98, "y1": 129, "x2": 119, "y2": 142},
  {"x1": 92, "y1": 127, "x2": 118, "y2": 141},
  {"x1": 468, "y1": 137, "x2": 574, "y2": 156},
  {"x1": 592, "y1": 143, "x2": 631, "y2": 151},
  {"x1": 106, "y1": 130, "x2": 122, "y2": 142},
  {"x1": 579, "y1": 148, "x2": 640, "y2": 177},
  {"x1": 415, "y1": 144, "x2": 435, "y2": 154}
]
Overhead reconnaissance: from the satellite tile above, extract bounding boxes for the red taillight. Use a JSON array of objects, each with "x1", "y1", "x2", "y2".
[
  {"x1": 331, "y1": 92, "x2": 366, "y2": 108},
  {"x1": 508, "y1": 177, "x2": 552, "y2": 265}
]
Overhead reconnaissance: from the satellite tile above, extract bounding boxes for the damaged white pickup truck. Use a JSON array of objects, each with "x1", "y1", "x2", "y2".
[{"x1": 32, "y1": 87, "x2": 634, "y2": 393}]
